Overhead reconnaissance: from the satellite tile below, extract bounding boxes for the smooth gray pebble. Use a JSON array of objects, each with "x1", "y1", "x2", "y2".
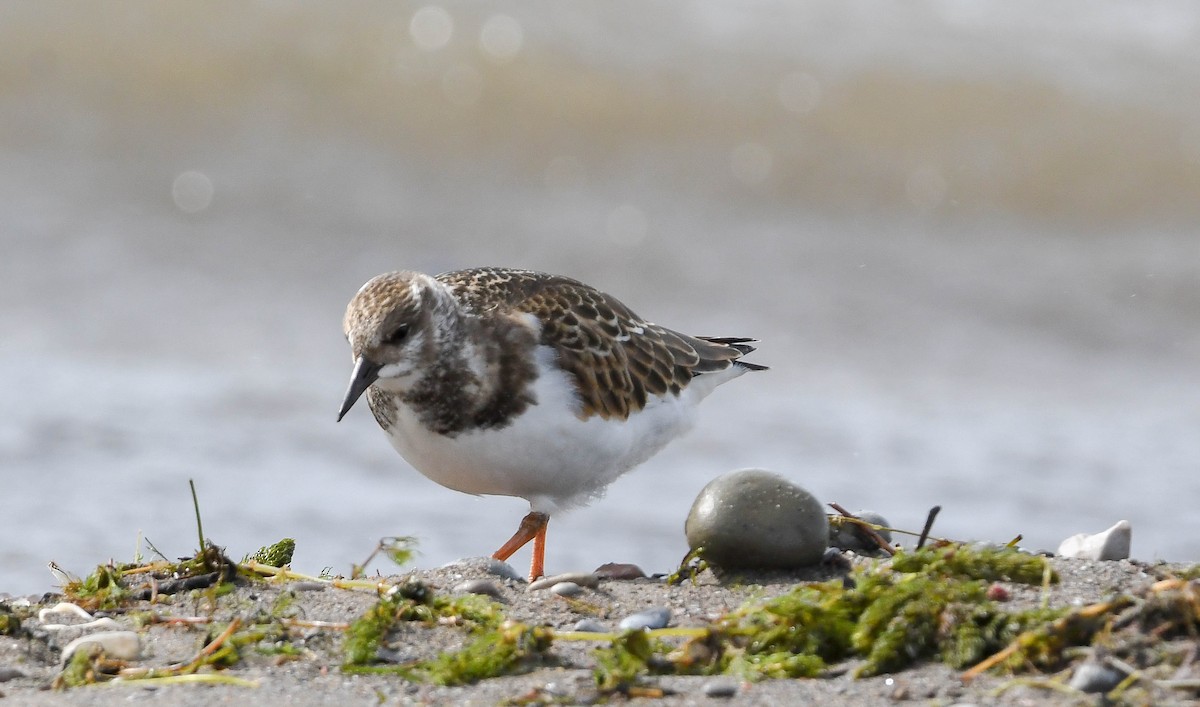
[
  {"x1": 454, "y1": 579, "x2": 503, "y2": 598},
  {"x1": 1069, "y1": 661, "x2": 1124, "y2": 693},
  {"x1": 572, "y1": 619, "x2": 606, "y2": 632},
  {"x1": 0, "y1": 666, "x2": 26, "y2": 682},
  {"x1": 550, "y1": 581, "x2": 584, "y2": 597},
  {"x1": 618, "y1": 606, "x2": 671, "y2": 630},
  {"x1": 703, "y1": 679, "x2": 738, "y2": 698},
  {"x1": 685, "y1": 468, "x2": 828, "y2": 570}
]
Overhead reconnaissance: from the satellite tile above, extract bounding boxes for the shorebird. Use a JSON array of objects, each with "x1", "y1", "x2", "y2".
[{"x1": 337, "y1": 267, "x2": 765, "y2": 580}]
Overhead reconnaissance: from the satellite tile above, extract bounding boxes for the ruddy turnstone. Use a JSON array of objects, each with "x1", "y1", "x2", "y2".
[{"x1": 337, "y1": 267, "x2": 765, "y2": 580}]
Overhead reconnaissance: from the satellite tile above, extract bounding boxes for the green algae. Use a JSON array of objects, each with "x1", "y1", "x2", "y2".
[
  {"x1": 55, "y1": 645, "x2": 101, "y2": 688},
  {"x1": 343, "y1": 578, "x2": 510, "y2": 678},
  {"x1": 417, "y1": 624, "x2": 554, "y2": 686},
  {"x1": 63, "y1": 564, "x2": 133, "y2": 612},
  {"x1": 715, "y1": 579, "x2": 857, "y2": 678},
  {"x1": 665, "y1": 547, "x2": 709, "y2": 586},
  {"x1": 890, "y1": 543, "x2": 1057, "y2": 584},
  {"x1": 593, "y1": 630, "x2": 665, "y2": 692},
  {"x1": 343, "y1": 592, "x2": 405, "y2": 666},
  {"x1": 344, "y1": 596, "x2": 549, "y2": 686},
  {"x1": 646, "y1": 544, "x2": 1071, "y2": 682},
  {"x1": 246, "y1": 538, "x2": 296, "y2": 568},
  {"x1": 0, "y1": 601, "x2": 26, "y2": 636}
]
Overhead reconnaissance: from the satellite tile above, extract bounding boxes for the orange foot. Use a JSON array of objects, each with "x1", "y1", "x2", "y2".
[{"x1": 491, "y1": 511, "x2": 549, "y2": 581}]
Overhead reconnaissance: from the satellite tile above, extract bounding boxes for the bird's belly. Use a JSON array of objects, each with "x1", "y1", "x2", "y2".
[{"x1": 382, "y1": 357, "x2": 698, "y2": 514}]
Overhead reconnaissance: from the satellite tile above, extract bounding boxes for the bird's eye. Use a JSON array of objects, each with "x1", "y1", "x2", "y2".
[{"x1": 384, "y1": 324, "x2": 410, "y2": 346}]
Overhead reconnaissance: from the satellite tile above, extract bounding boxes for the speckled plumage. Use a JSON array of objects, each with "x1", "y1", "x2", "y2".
[{"x1": 338, "y1": 267, "x2": 765, "y2": 579}]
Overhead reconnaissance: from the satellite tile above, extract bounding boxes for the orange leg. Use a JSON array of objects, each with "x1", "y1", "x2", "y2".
[{"x1": 491, "y1": 511, "x2": 550, "y2": 581}]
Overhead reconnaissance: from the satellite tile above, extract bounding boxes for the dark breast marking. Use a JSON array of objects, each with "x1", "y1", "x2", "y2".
[{"x1": 384, "y1": 311, "x2": 540, "y2": 437}]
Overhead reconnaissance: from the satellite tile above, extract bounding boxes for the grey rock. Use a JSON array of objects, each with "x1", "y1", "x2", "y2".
[
  {"x1": 1068, "y1": 660, "x2": 1124, "y2": 693},
  {"x1": 572, "y1": 619, "x2": 606, "y2": 633},
  {"x1": 618, "y1": 606, "x2": 671, "y2": 631},
  {"x1": 0, "y1": 666, "x2": 26, "y2": 682},
  {"x1": 702, "y1": 679, "x2": 738, "y2": 698},
  {"x1": 593, "y1": 562, "x2": 647, "y2": 580},
  {"x1": 685, "y1": 468, "x2": 828, "y2": 570},
  {"x1": 453, "y1": 579, "x2": 503, "y2": 599},
  {"x1": 550, "y1": 581, "x2": 584, "y2": 597}
]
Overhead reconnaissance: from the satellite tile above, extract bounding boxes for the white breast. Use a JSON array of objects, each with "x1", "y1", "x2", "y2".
[{"x1": 381, "y1": 345, "x2": 742, "y2": 515}]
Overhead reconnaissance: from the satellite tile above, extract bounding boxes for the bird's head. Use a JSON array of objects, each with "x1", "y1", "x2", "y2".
[{"x1": 338, "y1": 271, "x2": 443, "y2": 421}]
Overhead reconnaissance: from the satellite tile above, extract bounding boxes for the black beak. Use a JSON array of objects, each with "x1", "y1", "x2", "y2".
[{"x1": 337, "y1": 356, "x2": 383, "y2": 422}]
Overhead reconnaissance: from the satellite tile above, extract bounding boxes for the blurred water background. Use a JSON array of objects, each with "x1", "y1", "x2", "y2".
[{"x1": 2, "y1": 1, "x2": 1199, "y2": 595}]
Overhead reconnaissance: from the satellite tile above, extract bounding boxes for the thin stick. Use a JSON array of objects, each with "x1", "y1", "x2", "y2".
[
  {"x1": 110, "y1": 673, "x2": 258, "y2": 688},
  {"x1": 242, "y1": 560, "x2": 398, "y2": 593},
  {"x1": 189, "y1": 479, "x2": 206, "y2": 555},
  {"x1": 916, "y1": 506, "x2": 941, "y2": 549}
]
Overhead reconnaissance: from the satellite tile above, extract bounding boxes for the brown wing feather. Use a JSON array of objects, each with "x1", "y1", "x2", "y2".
[{"x1": 437, "y1": 267, "x2": 761, "y2": 420}]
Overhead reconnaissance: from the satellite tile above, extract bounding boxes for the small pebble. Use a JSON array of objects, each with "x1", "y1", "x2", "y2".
[
  {"x1": 702, "y1": 679, "x2": 738, "y2": 698},
  {"x1": 60, "y1": 631, "x2": 140, "y2": 665},
  {"x1": 685, "y1": 468, "x2": 828, "y2": 570},
  {"x1": 0, "y1": 666, "x2": 26, "y2": 682},
  {"x1": 1069, "y1": 660, "x2": 1124, "y2": 693},
  {"x1": 618, "y1": 607, "x2": 671, "y2": 631},
  {"x1": 38, "y1": 602, "x2": 93, "y2": 623},
  {"x1": 550, "y1": 581, "x2": 584, "y2": 597},
  {"x1": 454, "y1": 579, "x2": 503, "y2": 599},
  {"x1": 593, "y1": 562, "x2": 646, "y2": 580},
  {"x1": 1057, "y1": 520, "x2": 1132, "y2": 561},
  {"x1": 528, "y1": 572, "x2": 600, "y2": 591},
  {"x1": 572, "y1": 619, "x2": 606, "y2": 633}
]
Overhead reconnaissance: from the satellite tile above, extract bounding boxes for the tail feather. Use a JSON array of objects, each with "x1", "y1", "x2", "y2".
[{"x1": 697, "y1": 336, "x2": 768, "y2": 371}]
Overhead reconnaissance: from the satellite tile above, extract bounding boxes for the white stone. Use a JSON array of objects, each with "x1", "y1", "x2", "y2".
[
  {"x1": 1057, "y1": 520, "x2": 1132, "y2": 561},
  {"x1": 60, "y1": 631, "x2": 140, "y2": 665},
  {"x1": 38, "y1": 602, "x2": 92, "y2": 623}
]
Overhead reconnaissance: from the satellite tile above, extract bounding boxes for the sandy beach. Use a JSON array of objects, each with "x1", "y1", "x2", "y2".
[{"x1": 3, "y1": 545, "x2": 1198, "y2": 706}]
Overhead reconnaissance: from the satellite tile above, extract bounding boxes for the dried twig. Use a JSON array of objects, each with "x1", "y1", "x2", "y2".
[{"x1": 916, "y1": 506, "x2": 941, "y2": 550}]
